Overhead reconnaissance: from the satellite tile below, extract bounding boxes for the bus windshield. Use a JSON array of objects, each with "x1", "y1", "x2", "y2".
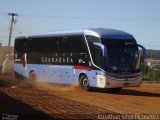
[{"x1": 102, "y1": 39, "x2": 140, "y2": 73}]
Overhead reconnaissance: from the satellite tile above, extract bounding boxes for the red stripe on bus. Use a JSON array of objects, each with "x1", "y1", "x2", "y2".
[{"x1": 74, "y1": 65, "x2": 92, "y2": 71}]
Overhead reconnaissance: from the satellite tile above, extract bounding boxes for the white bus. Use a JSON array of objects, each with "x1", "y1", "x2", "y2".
[{"x1": 14, "y1": 28, "x2": 146, "y2": 92}]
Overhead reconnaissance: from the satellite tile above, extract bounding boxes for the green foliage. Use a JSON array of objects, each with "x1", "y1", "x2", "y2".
[{"x1": 141, "y1": 64, "x2": 160, "y2": 81}]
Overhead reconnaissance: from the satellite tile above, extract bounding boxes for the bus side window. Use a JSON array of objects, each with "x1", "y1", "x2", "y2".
[
  {"x1": 86, "y1": 35, "x2": 101, "y2": 63},
  {"x1": 86, "y1": 35, "x2": 100, "y2": 43},
  {"x1": 89, "y1": 43, "x2": 104, "y2": 68},
  {"x1": 71, "y1": 36, "x2": 87, "y2": 53},
  {"x1": 15, "y1": 38, "x2": 27, "y2": 53},
  {"x1": 70, "y1": 35, "x2": 89, "y2": 65},
  {"x1": 44, "y1": 37, "x2": 59, "y2": 53},
  {"x1": 94, "y1": 46, "x2": 103, "y2": 68},
  {"x1": 27, "y1": 38, "x2": 44, "y2": 53},
  {"x1": 60, "y1": 36, "x2": 71, "y2": 53}
]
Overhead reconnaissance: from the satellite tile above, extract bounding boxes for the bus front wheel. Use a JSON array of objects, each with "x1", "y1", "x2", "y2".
[{"x1": 79, "y1": 75, "x2": 90, "y2": 90}]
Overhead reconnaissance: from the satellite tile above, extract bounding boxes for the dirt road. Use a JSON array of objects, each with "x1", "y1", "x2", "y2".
[
  {"x1": 35, "y1": 82, "x2": 160, "y2": 114},
  {"x1": 0, "y1": 74, "x2": 160, "y2": 119}
]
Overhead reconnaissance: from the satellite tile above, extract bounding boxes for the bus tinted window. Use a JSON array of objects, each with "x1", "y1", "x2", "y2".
[
  {"x1": 15, "y1": 38, "x2": 27, "y2": 52},
  {"x1": 61, "y1": 36, "x2": 71, "y2": 53},
  {"x1": 44, "y1": 37, "x2": 60, "y2": 53},
  {"x1": 71, "y1": 36, "x2": 86, "y2": 53},
  {"x1": 27, "y1": 38, "x2": 44, "y2": 52},
  {"x1": 86, "y1": 35, "x2": 100, "y2": 43}
]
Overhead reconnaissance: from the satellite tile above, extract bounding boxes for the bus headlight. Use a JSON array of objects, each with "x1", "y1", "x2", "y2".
[{"x1": 97, "y1": 75, "x2": 106, "y2": 88}]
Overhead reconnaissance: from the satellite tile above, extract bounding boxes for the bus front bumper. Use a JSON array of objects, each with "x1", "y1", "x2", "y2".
[
  {"x1": 96, "y1": 74, "x2": 142, "y2": 88},
  {"x1": 106, "y1": 78, "x2": 141, "y2": 88}
]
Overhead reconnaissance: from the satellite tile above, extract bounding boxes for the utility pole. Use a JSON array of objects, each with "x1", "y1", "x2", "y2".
[{"x1": 8, "y1": 13, "x2": 18, "y2": 54}]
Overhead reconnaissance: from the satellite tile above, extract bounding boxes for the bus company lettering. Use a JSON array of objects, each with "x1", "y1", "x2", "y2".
[{"x1": 41, "y1": 56, "x2": 74, "y2": 64}]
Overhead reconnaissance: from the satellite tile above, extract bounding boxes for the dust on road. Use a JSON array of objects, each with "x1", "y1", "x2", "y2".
[{"x1": 0, "y1": 74, "x2": 160, "y2": 119}]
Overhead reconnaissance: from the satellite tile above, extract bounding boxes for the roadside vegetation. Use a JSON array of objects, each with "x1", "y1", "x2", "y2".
[{"x1": 141, "y1": 64, "x2": 160, "y2": 82}]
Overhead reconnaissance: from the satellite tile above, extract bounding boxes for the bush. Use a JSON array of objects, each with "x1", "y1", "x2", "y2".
[{"x1": 142, "y1": 64, "x2": 160, "y2": 81}]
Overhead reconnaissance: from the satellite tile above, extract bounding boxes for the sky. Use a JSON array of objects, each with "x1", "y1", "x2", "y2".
[{"x1": 0, "y1": 0, "x2": 160, "y2": 50}]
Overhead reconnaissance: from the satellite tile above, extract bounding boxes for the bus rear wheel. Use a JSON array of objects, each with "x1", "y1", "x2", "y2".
[{"x1": 79, "y1": 75, "x2": 90, "y2": 90}]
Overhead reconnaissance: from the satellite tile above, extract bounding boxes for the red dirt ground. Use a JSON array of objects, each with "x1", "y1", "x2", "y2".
[{"x1": 0, "y1": 74, "x2": 160, "y2": 119}]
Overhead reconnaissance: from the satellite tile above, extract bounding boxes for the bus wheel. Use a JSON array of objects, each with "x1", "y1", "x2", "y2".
[
  {"x1": 108, "y1": 88, "x2": 122, "y2": 93},
  {"x1": 79, "y1": 75, "x2": 90, "y2": 90}
]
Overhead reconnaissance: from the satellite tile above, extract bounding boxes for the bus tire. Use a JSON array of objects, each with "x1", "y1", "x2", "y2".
[
  {"x1": 79, "y1": 74, "x2": 90, "y2": 90},
  {"x1": 108, "y1": 88, "x2": 122, "y2": 93}
]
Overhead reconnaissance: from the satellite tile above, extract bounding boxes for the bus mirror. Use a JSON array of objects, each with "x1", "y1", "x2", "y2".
[{"x1": 138, "y1": 44, "x2": 146, "y2": 63}]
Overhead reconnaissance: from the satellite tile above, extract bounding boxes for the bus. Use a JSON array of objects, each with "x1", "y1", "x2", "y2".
[{"x1": 14, "y1": 28, "x2": 146, "y2": 92}]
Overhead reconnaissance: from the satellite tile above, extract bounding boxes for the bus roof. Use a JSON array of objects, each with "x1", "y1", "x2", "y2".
[
  {"x1": 15, "y1": 28, "x2": 135, "y2": 40},
  {"x1": 87, "y1": 28, "x2": 135, "y2": 39}
]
